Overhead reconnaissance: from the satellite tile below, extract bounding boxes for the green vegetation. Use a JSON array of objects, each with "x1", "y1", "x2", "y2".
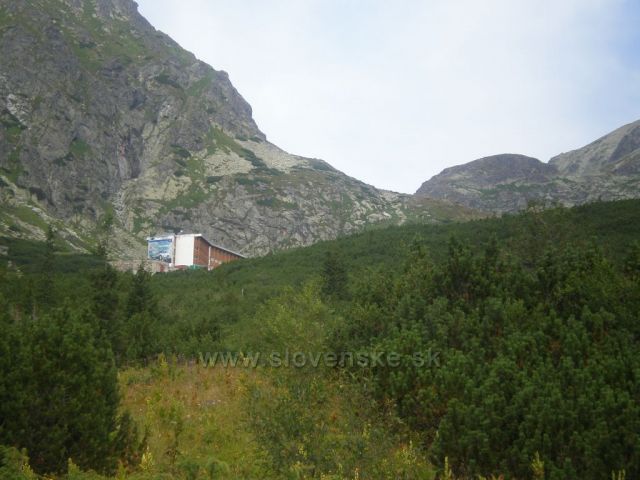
[
  {"x1": 186, "y1": 71, "x2": 214, "y2": 97},
  {"x1": 155, "y1": 73, "x2": 183, "y2": 90},
  {"x1": 1, "y1": 199, "x2": 640, "y2": 478},
  {"x1": 306, "y1": 159, "x2": 336, "y2": 172},
  {"x1": 234, "y1": 175, "x2": 263, "y2": 187},
  {"x1": 2, "y1": 146, "x2": 24, "y2": 182},
  {"x1": 70, "y1": 138, "x2": 92, "y2": 158},
  {"x1": 0, "y1": 203, "x2": 48, "y2": 232},
  {"x1": 132, "y1": 215, "x2": 152, "y2": 235},
  {"x1": 0, "y1": 7, "x2": 10, "y2": 29},
  {"x1": 211, "y1": 127, "x2": 268, "y2": 169},
  {"x1": 0, "y1": 236, "x2": 102, "y2": 274},
  {"x1": 205, "y1": 175, "x2": 223, "y2": 184},
  {"x1": 171, "y1": 144, "x2": 192, "y2": 159},
  {"x1": 1, "y1": 110, "x2": 27, "y2": 163},
  {"x1": 159, "y1": 183, "x2": 208, "y2": 215},
  {"x1": 53, "y1": 139, "x2": 93, "y2": 166},
  {"x1": 404, "y1": 197, "x2": 483, "y2": 224},
  {"x1": 31, "y1": 0, "x2": 150, "y2": 72}
]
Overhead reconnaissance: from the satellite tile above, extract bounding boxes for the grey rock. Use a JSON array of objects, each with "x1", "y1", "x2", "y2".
[
  {"x1": 0, "y1": 0, "x2": 475, "y2": 257},
  {"x1": 415, "y1": 121, "x2": 640, "y2": 213}
]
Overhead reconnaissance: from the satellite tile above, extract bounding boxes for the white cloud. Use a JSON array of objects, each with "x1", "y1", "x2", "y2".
[{"x1": 137, "y1": 0, "x2": 640, "y2": 193}]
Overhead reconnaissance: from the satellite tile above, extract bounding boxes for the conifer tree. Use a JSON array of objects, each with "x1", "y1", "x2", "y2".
[
  {"x1": 23, "y1": 307, "x2": 119, "y2": 475},
  {"x1": 124, "y1": 264, "x2": 159, "y2": 359},
  {"x1": 321, "y1": 248, "x2": 348, "y2": 300},
  {"x1": 0, "y1": 293, "x2": 32, "y2": 448},
  {"x1": 624, "y1": 241, "x2": 640, "y2": 280},
  {"x1": 91, "y1": 248, "x2": 123, "y2": 363},
  {"x1": 35, "y1": 225, "x2": 56, "y2": 312}
]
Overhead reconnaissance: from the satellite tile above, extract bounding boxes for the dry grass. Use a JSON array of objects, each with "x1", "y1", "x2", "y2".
[
  {"x1": 120, "y1": 359, "x2": 275, "y2": 479},
  {"x1": 117, "y1": 358, "x2": 435, "y2": 479}
]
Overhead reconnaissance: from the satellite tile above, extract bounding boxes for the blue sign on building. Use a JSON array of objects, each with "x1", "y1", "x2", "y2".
[{"x1": 147, "y1": 236, "x2": 173, "y2": 264}]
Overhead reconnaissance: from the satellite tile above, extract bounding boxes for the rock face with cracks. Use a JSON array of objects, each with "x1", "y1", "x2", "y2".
[{"x1": 0, "y1": 0, "x2": 474, "y2": 257}]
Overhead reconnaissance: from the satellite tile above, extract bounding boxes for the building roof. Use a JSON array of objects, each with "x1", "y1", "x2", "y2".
[
  {"x1": 196, "y1": 234, "x2": 246, "y2": 258},
  {"x1": 146, "y1": 233, "x2": 245, "y2": 259}
]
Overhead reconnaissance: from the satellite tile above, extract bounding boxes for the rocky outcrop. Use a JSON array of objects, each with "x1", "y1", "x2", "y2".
[
  {"x1": 550, "y1": 120, "x2": 640, "y2": 177},
  {"x1": 0, "y1": 0, "x2": 474, "y2": 256},
  {"x1": 415, "y1": 121, "x2": 640, "y2": 213}
]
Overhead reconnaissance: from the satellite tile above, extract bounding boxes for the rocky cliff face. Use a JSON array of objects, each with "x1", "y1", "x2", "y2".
[
  {"x1": 550, "y1": 120, "x2": 640, "y2": 177},
  {"x1": 0, "y1": 0, "x2": 474, "y2": 256},
  {"x1": 415, "y1": 120, "x2": 640, "y2": 213}
]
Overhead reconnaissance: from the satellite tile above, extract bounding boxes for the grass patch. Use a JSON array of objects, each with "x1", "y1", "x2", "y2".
[
  {"x1": 132, "y1": 216, "x2": 150, "y2": 235},
  {"x1": 53, "y1": 153, "x2": 73, "y2": 167},
  {"x1": 0, "y1": 6, "x2": 11, "y2": 29},
  {"x1": 170, "y1": 144, "x2": 191, "y2": 159},
  {"x1": 234, "y1": 175, "x2": 263, "y2": 187},
  {"x1": 306, "y1": 158, "x2": 336, "y2": 172},
  {"x1": 54, "y1": 0, "x2": 148, "y2": 71},
  {"x1": 155, "y1": 73, "x2": 183, "y2": 90},
  {"x1": 2, "y1": 204, "x2": 48, "y2": 232},
  {"x1": 186, "y1": 71, "x2": 213, "y2": 97},
  {"x1": 69, "y1": 138, "x2": 92, "y2": 158},
  {"x1": 211, "y1": 127, "x2": 268, "y2": 169},
  {"x1": 159, "y1": 183, "x2": 208, "y2": 213},
  {"x1": 1, "y1": 110, "x2": 27, "y2": 145},
  {"x1": 4, "y1": 147, "x2": 24, "y2": 183},
  {"x1": 0, "y1": 236, "x2": 101, "y2": 273}
]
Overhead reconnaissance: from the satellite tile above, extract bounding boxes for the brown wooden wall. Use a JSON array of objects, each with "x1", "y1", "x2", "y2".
[
  {"x1": 193, "y1": 236, "x2": 210, "y2": 267},
  {"x1": 209, "y1": 245, "x2": 242, "y2": 269},
  {"x1": 191, "y1": 237, "x2": 242, "y2": 270}
]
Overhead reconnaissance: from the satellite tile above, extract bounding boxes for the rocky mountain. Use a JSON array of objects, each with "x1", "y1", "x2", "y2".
[
  {"x1": 550, "y1": 120, "x2": 640, "y2": 177},
  {"x1": 0, "y1": 0, "x2": 476, "y2": 258},
  {"x1": 416, "y1": 120, "x2": 640, "y2": 213}
]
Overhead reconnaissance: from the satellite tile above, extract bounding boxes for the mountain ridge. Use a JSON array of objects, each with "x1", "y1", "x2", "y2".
[
  {"x1": 415, "y1": 119, "x2": 640, "y2": 213},
  {"x1": 0, "y1": 0, "x2": 477, "y2": 257}
]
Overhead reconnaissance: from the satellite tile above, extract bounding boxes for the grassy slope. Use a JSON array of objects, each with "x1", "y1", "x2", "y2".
[{"x1": 119, "y1": 361, "x2": 433, "y2": 479}]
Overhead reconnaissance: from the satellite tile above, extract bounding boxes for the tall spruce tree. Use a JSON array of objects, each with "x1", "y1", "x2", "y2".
[
  {"x1": 91, "y1": 247, "x2": 123, "y2": 363},
  {"x1": 124, "y1": 264, "x2": 159, "y2": 360},
  {"x1": 0, "y1": 293, "x2": 32, "y2": 450},
  {"x1": 624, "y1": 241, "x2": 640, "y2": 281},
  {"x1": 321, "y1": 248, "x2": 348, "y2": 300},
  {"x1": 35, "y1": 225, "x2": 56, "y2": 312}
]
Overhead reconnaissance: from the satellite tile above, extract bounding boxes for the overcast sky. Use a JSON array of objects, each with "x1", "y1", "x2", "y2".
[{"x1": 136, "y1": 0, "x2": 640, "y2": 194}]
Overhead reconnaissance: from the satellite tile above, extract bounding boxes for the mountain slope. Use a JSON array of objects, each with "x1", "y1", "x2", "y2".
[
  {"x1": 550, "y1": 119, "x2": 640, "y2": 176},
  {"x1": 0, "y1": 0, "x2": 475, "y2": 257},
  {"x1": 415, "y1": 154, "x2": 559, "y2": 212},
  {"x1": 415, "y1": 120, "x2": 640, "y2": 213}
]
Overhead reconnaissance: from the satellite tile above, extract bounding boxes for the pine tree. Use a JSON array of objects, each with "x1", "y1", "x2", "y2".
[
  {"x1": 91, "y1": 262, "x2": 123, "y2": 363},
  {"x1": 124, "y1": 264, "x2": 159, "y2": 360},
  {"x1": 35, "y1": 225, "x2": 56, "y2": 312},
  {"x1": 0, "y1": 293, "x2": 32, "y2": 448},
  {"x1": 321, "y1": 248, "x2": 348, "y2": 300},
  {"x1": 624, "y1": 241, "x2": 640, "y2": 281},
  {"x1": 23, "y1": 307, "x2": 120, "y2": 475}
]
